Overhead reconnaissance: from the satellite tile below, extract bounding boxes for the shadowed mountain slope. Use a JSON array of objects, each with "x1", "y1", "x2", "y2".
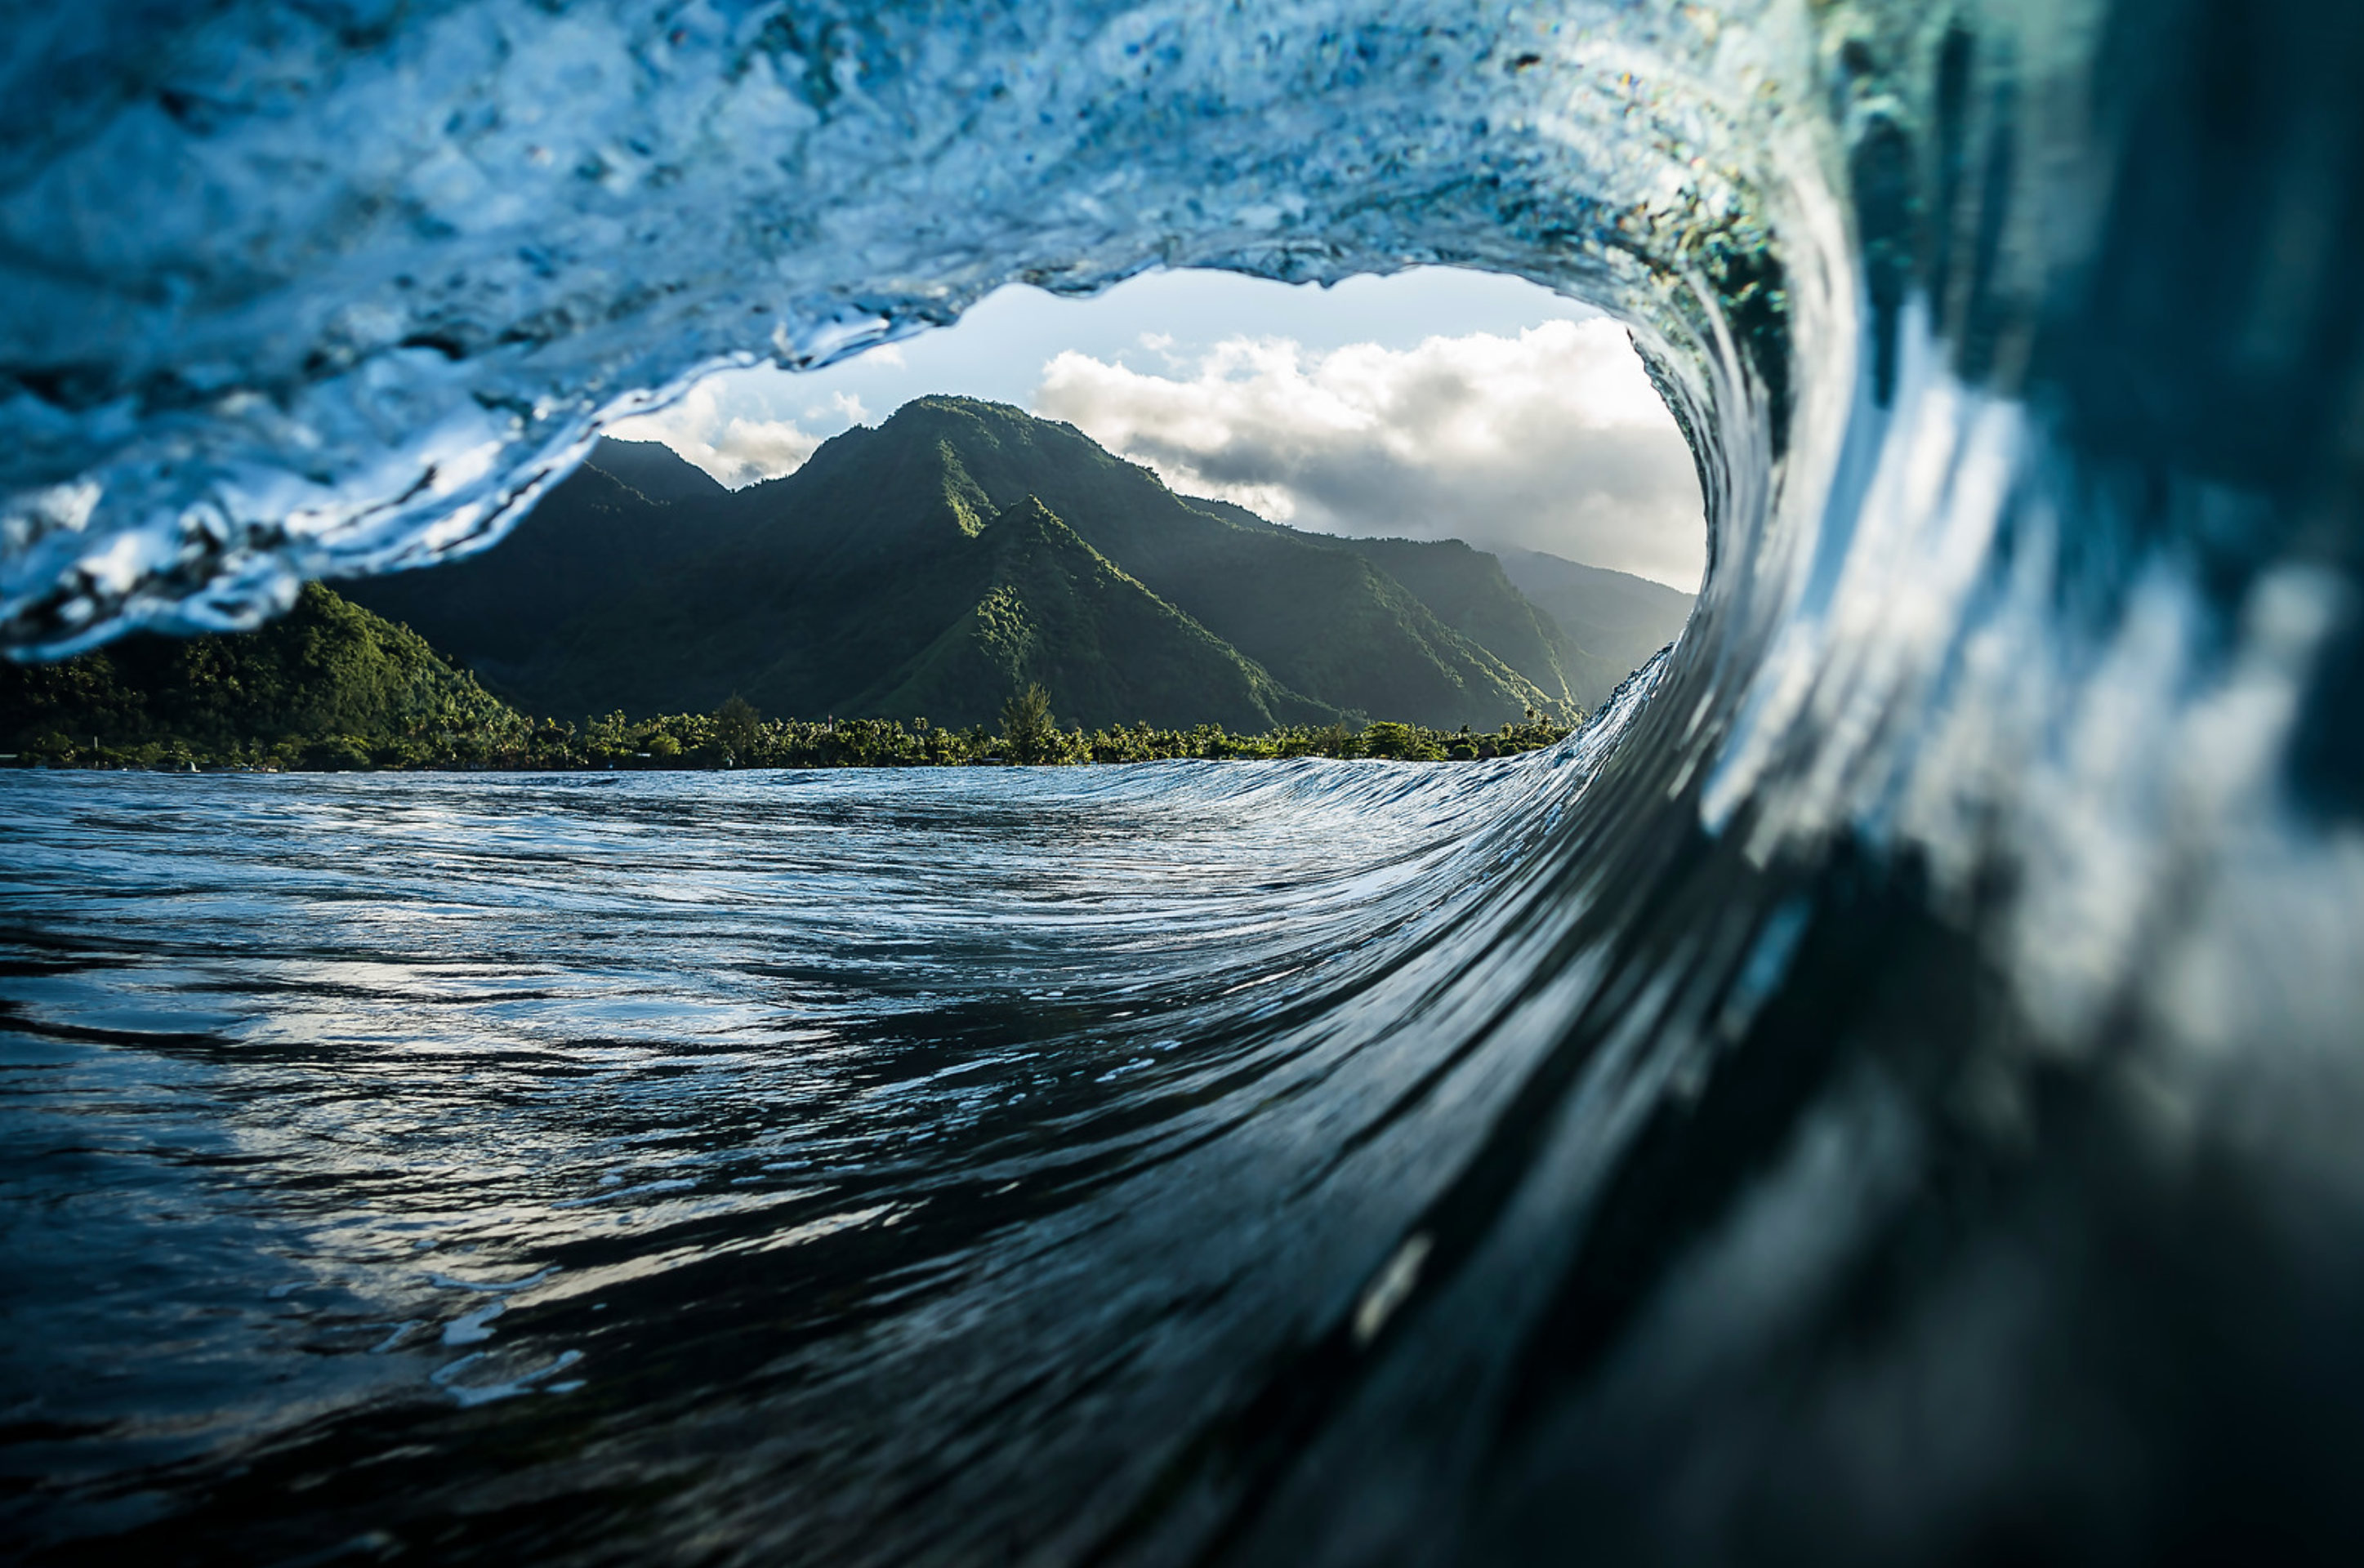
[
  {"x1": 1329, "y1": 537, "x2": 1585, "y2": 712},
  {"x1": 349, "y1": 398, "x2": 1666, "y2": 730},
  {"x1": 1180, "y1": 497, "x2": 1693, "y2": 711},
  {"x1": 341, "y1": 446, "x2": 742, "y2": 689},
  {"x1": 1488, "y1": 546, "x2": 1697, "y2": 704},
  {"x1": 846, "y1": 495, "x2": 1324, "y2": 732}
]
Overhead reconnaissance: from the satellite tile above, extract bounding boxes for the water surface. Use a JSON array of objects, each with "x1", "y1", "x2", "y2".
[{"x1": 1, "y1": 753, "x2": 1590, "y2": 1561}]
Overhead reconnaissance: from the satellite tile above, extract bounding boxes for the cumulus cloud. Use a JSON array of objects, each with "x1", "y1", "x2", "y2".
[
  {"x1": 606, "y1": 381, "x2": 825, "y2": 488},
  {"x1": 1032, "y1": 318, "x2": 1704, "y2": 588},
  {"x1": 806, "y1": 390, "x2": 869, "y2": 425}
]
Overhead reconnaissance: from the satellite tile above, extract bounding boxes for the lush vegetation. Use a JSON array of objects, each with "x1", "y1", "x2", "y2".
[
  {"x1": 2, "y1": 706, "x2": 1572, "y2": 773},
  {"x1": 1, "y1": 583, "x2": 536, "y2": 771},
  {"x1": 9, "y1": 399, "x2": 1676, "y2": 776},
  {"x1": 3, "y1": 601, "x2": 1577, "y2": 772},
  {"x1": 344, "y1": 403, "x2": 1673, "y2": 733},
  {"x1": 504, "y1": 702, "x2": 1575, "y2": 770}
]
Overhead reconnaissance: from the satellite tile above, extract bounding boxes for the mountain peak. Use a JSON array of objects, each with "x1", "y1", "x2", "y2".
[
  {"x1": 892, "y1": 393, "x2": 1033, "y2": 423},
  {"x1": 587, "y1": 437, "x2": 731, "y2": 504}
]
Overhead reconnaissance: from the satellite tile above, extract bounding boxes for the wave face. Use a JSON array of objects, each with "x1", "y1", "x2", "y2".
[{"x1": 6, "y1": 0, "x2": 2364, "y2": 1561}]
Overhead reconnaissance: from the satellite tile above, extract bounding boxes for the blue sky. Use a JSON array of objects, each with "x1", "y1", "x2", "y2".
[{"x1": 610, "y1": 266, "x2": 1705, "y2": 588}]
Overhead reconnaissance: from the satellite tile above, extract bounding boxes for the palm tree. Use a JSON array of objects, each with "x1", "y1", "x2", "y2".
[
  {"x1": 1001, "y1": 682, "x2": 1058, "y2": 765},
  {"x1": 715, "y1": 694, "x2": 761, "y2": 762}
]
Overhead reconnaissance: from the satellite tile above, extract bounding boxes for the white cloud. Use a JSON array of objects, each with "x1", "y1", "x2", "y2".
[
  {"x1": 806, "y1": 390, "x2": 869, "y2": 425},
  {"x1": 606, "y1": 381, "x2": 823, "y2": 488},
  {"x1": 1031, "y1": 318, "x2": 1704, "y2": 588}
]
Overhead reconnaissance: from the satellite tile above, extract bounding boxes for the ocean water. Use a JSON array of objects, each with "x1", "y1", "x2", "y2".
[
  {"x1": 1, "y1": 733, "x2": 1621, "y2": 1563},
  {"x1": 7, "y1": 0, "x2": 2364, "y2": 1561}
]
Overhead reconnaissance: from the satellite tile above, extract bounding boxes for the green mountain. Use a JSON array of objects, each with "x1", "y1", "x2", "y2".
[
  {"x1": 1327, "y1": 536, "x2": 1588, "y2": 710},
  {"x1": 343, "y1": 443, "x2": 738, "y2": 691},
  {"x1": 409, "y1": 414, "x2": 1323, "y2": 730},
  {"x1": 846, "y1": 495, "x2": 1326, "y2": 730},
  {"x1": 0, "y1": 581, "x2": 529, "y2": 764},
  {"x1": 1164, "y1": 497, "x2": 1641, "y2": 710},
  {"x1": 823, "y1": 402, "x2": 1555, "y2": 728},
  {"x1": 1486, "y1": 546, "x2": 1696, "y2": 706},
  {"x1": 343, "y1": 396, "x2": 1669, "y2": 731},
  {"x1": 585, "y1": 438, "x2": 736, "y2": 506}
]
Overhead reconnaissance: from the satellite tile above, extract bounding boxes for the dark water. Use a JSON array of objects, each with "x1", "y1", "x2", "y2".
[
  {"x1": 10, "y1": 0, "x2": 2364, "y2": 1561},
  {"x1": 0, "y1": 727, "x2": 1625, "y2": 1563}
]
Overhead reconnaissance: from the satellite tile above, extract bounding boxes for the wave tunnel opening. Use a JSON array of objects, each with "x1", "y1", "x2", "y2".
[{"x1": 5, "y1": 1, "x2": 2364, "y2": 1563}]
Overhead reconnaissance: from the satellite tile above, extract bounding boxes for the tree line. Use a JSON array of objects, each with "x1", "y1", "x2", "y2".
[{"x1": 7, "y1": 685, "x2": 1577, "y2": 772}]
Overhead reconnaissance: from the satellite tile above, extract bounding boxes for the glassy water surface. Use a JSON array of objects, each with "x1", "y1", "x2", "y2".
[{"x1": 0, "y1": 753, "x2": 1590, "y2": 1561}]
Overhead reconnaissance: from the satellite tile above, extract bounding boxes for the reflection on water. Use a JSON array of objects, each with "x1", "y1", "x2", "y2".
[{"x1": 0, "y1": 742, "x2": 1604, "y2": 1561}]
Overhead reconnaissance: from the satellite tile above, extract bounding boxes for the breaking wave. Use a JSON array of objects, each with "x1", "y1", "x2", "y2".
[{"x1": 5, "y1": 0, "x2": 2364, "y2": 1561}]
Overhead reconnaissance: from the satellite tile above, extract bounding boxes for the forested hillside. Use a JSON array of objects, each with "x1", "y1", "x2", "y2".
[
  {"x1": 21, "y1": 399, "x2": 1694, "y2": 750},
  {"x1": 2, "y1": 407, "x2": 1699, "y2": 767},
  {"x1": 348, "y1": 399, "x2": 1638, "y2": 730},
  {"x1": 1, "y1": 583, "x2": 530, "y2": 768}
]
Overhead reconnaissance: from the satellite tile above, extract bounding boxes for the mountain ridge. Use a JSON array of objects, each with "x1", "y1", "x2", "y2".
[{"x1": 344, "y1": 396, "x2": 1693, "y2": 729}]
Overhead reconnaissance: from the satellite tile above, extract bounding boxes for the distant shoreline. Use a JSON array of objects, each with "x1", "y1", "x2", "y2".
[{"x1": 4, "y1": 713, "x2": 1577, "y2": 775}]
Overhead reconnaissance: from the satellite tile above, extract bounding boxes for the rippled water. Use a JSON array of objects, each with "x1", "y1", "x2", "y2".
[{"x1": 0, "y1": 727, "x2": 1621, "y2": 1562}]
